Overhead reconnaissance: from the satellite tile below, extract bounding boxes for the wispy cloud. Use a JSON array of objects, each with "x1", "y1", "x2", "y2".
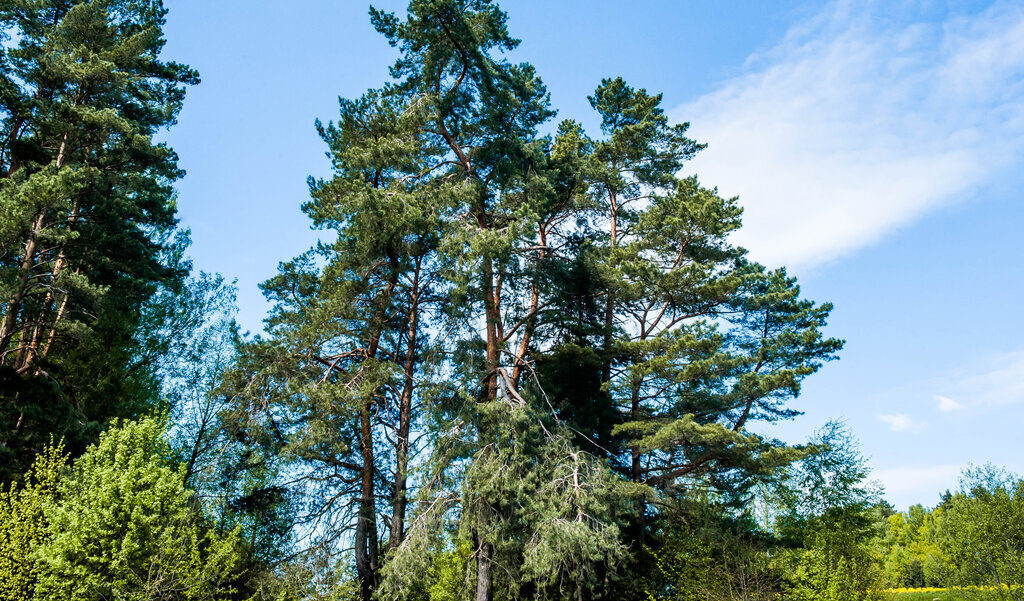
[
  {"x1": 935, "y1": 395, "x2": 965, "y2": 412},
  {"x1": 943, "y1": 349, "x2": 1024, "y2": 408},
  {"x1": 879, "y1": 413, "x2": 925, "y2": 434},
  {"x1": 675, "y1": 1, "x2": 1024, "y2": 270}
]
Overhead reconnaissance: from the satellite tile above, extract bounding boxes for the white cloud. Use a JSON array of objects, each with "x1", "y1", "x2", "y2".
[
  {"x1": 878, "y1": 413, "x2": 925, "y2": 433},
  {"x1": 674, "y1": 1, "x2": 1024, "y2": 270},
  {"x1": 874, "y1": 463, "x2": 962, "y2": 507},
  {"x1": 943, "y1": 349, "x2": 1024, "y2": 408},
  {"x1": 935, "y1": 395, "x2": 964, "y2": 412}
]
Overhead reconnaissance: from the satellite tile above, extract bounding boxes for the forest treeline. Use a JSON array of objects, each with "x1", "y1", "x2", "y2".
[{"x1": 0, "y1": 1, "x2": 1020, "y2": 600}]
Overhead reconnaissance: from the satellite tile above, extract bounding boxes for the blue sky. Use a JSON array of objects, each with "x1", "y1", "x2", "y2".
[{"x1": 162, "y1": 0, "x2": 1024, "y2": 509}]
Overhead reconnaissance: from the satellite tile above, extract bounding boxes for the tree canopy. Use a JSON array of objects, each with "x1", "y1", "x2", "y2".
[
  {"x1": 4, "y1": 3, "x2": 1012, "y2": 601},
  {"x1": 0, "y1": 0, "x2": 199, "y2": 478},
  {"x1": 218, "y1": 2, "x2": 841, "y2": 600}
]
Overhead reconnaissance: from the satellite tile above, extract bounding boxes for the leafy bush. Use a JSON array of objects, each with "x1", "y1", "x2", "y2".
[
  {"x1": 0, "y1": 442, "x2": 65, "y2": 601},
  {"x1": 32, "y1": 418, "x2": 245, "y2": 601},
  {"x1": 937, "y1": 466, "x2": 1024, "y2": 597},
  {"x1": 783, "y1": 508, "x2": 884, "y2": 601}
]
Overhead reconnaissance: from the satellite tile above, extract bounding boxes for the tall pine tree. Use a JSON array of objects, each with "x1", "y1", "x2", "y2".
[
  {"x1": 0, "y1": 0, "x2": 198, "y2": 478},
  {"x1": 229, "y1": 2, "x2": 842, "y2": 600}
]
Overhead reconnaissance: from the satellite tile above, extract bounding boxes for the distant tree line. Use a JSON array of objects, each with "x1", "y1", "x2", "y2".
[{"x1": 0, "y1": 1, "x2": 1019, "y2": 601}]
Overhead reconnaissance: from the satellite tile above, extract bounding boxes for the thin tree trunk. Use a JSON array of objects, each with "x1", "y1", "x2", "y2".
[
  {"x1": 630, "y1": 374, "x2": 646, "y2": 544},
  {"x1": 511, "y1": 228, "x2": 546, "y2": 388},
  {"x1": 41, "y1": 279, "x2": 73, "y2": 360},
  {"x1": 629, "y1": 375, "x2": 642, "y2": 482},
  {"x1": 0, "y1": 213, "x2": 46, "y2": 361},
  {"x1": 1, "y1": 134, "x2": 71, "y2": 364},
  {"x1": 601, "y1": 190, "x2": 618, "y2": 383},
  {"x1": 3, "y1": 117, "x2": 26, "y2": 177},
  {"x1": 482, "y1": 253, "x2": 500, "y2": 402},
  {"x1": 354, "y1": 267, "x2": 398, "y2": 601},
  {"x1": 19, "y1": 247, "x2": 68, "y2": 371},
  {"x1": 32, "y1": 202, "x2": 81, "y2": 365},
  {"x1": 390, "y1": 257, "x2": 422, "y2": 550}
]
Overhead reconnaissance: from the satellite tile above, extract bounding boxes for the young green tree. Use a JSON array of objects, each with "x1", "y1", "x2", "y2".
[
  {"x1": 938, "y1": 466, "x2": 1024, "y2": 599},
  {"x1": 880, "y1": 503, "x2": 946, "y2": 588},
  {"x1": 771, "y1": 422, "x2": 884, "y2": 601},
  {"x1": 632, "y1": 498, "x2": 779, "y2": 601},
  {"x1": 34, "y1": 418, "x2": 244, "y2": 601},
  {"x1": 0, "y1": 442, "x2": 64, "y2": 601}
]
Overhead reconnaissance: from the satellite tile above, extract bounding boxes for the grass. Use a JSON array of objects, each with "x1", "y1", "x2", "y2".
[
  {"x1": 887, "y1": 592, "x2": 955, "y2": 601},
  {"x1": 885, "y1": 588, "x2": 1017, "y2": 600}
]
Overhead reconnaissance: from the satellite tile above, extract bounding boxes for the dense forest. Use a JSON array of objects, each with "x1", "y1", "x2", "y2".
[{"x1": 1, "y1": 1, "x2": 1021, "y2": 600}]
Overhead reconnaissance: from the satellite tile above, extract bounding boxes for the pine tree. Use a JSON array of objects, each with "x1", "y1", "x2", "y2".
[
  {"x1": 0, "y1": 0, "x2": 198, "y2": 477},
  {"x1": 369, "y1": 4, "x2": 634, "y2": 600},
  {"x1": 223, "y1": 80, "x2": 455, "y2": 600},
  {"x1": 571, "y1": 77, "x2": 843, "y2": 539},
  {"x1": 228, "y1": 3, "x2": 843, "y2": 600}
]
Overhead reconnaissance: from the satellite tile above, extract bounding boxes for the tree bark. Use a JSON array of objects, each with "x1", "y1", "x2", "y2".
[
  {"x1": 355, "y1": 400, "x2": 379, "y2": 601},
  {"x1": 601, "y1": 189, "x2": 618, "y2": 383},
  {"x1": 475, "y1": 540, "x2": 494, "y2": 601},
  {"x1": 475, "y1": 192, "x2": 500, "y2": 601},
  {"x1": 630, "y1": 374, "x2": 646, "y2": 545},
  {"x1": 390, "y1": 258, "x2": 422, "y2": 550},
  {"x1": 0, "y1": 213, "x2": 45, "y2": 362},
  {"x1": 354, "y1": 267, "x2": 398, "y2": 601},
  {"x1": 28, "y1": 202, "x2": 81, "y2": 368},
  {"x1": 1, "y1": 134, "x2": 71, "y2": 365},
  {"x1": 482, "y1": 252, "x2": 500, "y2": 403},
  {"x1": 510, "y1": 227, "x2": 546, "y2": 388}
]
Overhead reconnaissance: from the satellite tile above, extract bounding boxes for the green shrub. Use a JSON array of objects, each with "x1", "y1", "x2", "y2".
[
  {"x1": 0, "y1": 442, "x2": 64, "y2": 601},
  {"x1": 33, "y1": 418, "x2": 245, "y2": 601}
]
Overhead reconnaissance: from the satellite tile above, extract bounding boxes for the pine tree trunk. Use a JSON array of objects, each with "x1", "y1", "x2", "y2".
[
  {"x1": 630, "y1": 374, "x2": 646, "y2": 545},
  {"x1": 355, "y1": 402, "x2": 378, "y2": 601},
  {"x1": 482, "y1": 253, "x2": 500, "y2": 401},
  {"x1": 0, "y1": 213, "x2": 45, "y2": 362},
  {"x1": 601, "y1": 190, "x2": 618, "y2": 383},
  {"x1": 390, "y1": 259, "x2": 422, "y2": 550},
  {"x1": 1, "y1": 134, "x2": 71, "y2": 366},
  {"x1": 41, "y1": 277, "x2": 73, "y2": 360},
  {"x1": 354, "y1": 268, "x2": 397, "y2": 601},
  {"x1": 476, "y1": 246, "x2": 500, "y2": 601},
  {"x1": 475, "y1": 541, "x2": 494, "y2": 601},
  {"x1": 630, "y1": 375, "x2": 642, "y2": 482},
  {"x1": 28, "y1": 202, "x2": 80, "y2": 368},
  {"x1": 18, "y1": 250, "x2": 66, "y2": 371},
  {"x1": 511, "y1": 227, "x2": 546, "y2": 388}
]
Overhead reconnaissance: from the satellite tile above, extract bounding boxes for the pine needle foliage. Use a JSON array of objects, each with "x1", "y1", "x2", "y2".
[{"x1": 0, "y1": 0, "x2": 198, "y2": 477}]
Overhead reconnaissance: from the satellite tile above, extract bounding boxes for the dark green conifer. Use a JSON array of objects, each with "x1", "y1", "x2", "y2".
[
  {"x1": 229, "y1": 3, "x2": 842, "y2": 600},
  {"x1": 0, "y1": 0, "x2": 198, "y2": 478}
]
